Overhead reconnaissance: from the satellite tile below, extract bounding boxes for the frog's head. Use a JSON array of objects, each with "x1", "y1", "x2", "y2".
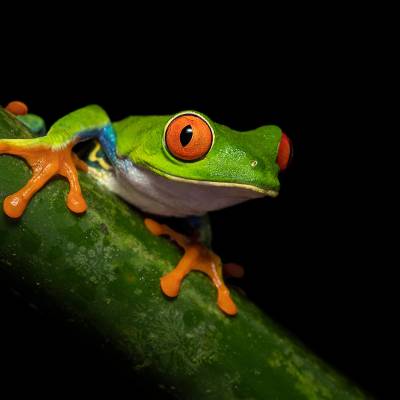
[{"x1": 115, "y1": 111, "x2": 292, "y2": 217}]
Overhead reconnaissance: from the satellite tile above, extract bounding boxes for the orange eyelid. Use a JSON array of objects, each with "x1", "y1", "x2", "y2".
[{"x1": 165, "y1": 114, "x2": 213, "y2": 161}]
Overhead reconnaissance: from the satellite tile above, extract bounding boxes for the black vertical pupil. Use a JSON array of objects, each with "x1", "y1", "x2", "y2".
[{"x1": 180, "y1": 125, "x2": 193, "y2": 147}]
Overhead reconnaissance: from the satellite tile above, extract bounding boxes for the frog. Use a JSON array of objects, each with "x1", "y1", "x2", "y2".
[{"x1": 0, "y1": 101, "x2": 292, "y2": 315}]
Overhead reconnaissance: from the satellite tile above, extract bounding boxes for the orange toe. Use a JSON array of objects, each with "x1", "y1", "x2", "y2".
[
  {"x1": 160, "y1": 272, "x2": 183, "y2": 297},
  {"x1": 72, "y1": 153, "x2": 88, "y2": 172},
  {"x1": 1, "y1": 141, "x2": 87, "y2": 218},
  {"x1": 217, "y1": 288, "x2": 238, "y2": 316},
  {"x1": 3, "y1": 194, "x2": 27, "y2": 218},
  {"x1": 144, "y1": 218, "x2": 165, "y2": 236},
  {"x1": 145, "y1": 218, "x2": 238, "y2": 315},
  {"x1": 67, "y1": 192, "x2": 87, "y2": 213}
]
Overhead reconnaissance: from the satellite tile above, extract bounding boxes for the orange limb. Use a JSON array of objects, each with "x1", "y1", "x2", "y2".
[
  {"x1": 144, "y1": 218, "x2": 238, "y2": 316},
  {"x1": 0, "y1": 141, "x2": 88, "y2": 218}
]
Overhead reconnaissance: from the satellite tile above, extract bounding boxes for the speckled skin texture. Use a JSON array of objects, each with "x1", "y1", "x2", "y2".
[
  {"x1": 0, "y1": 109, "x2": 369, "y2": 399},
  {"x1": 114, "y1": 112, "x2": 281, "y2": 192}
]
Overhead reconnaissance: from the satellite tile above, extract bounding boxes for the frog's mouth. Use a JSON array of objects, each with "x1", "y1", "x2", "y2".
[
  {"x1": 151, "y1": 168, "x2": 279, "y2": 198},
  {"x1": 141, "y1": 131, "x2": 292, "y2": 201}
]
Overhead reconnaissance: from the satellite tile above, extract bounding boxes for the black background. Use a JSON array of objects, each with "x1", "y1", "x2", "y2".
[{"x1": 0, "y1": 12, "x2": 392, "y2": 399}]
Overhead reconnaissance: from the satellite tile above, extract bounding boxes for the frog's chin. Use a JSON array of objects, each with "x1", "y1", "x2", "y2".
[{"x1": 90, "y1": 159, "x2": 278, "y2": 217}]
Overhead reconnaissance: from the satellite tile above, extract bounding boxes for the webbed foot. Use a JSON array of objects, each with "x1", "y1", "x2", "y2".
[
  {"x1": 144, "y1": 218, "x2": 238, "y2": 315},
  {"x1": 0, "y1": 139, "x2": 88, "y2": 218}
]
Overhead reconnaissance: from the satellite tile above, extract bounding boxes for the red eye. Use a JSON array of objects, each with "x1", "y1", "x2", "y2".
[
  {"x1": 165, "y1": 114, "x2": 213, "y2": 161},
  {"x1": 276, "y1": 132, "x2": 293, "y2": 171}
]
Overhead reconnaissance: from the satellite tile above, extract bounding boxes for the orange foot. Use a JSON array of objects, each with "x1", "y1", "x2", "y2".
[
  {"x1": 144, "y1": 218, "x2": 238, "y2": 316},
  {"x1": 0, "y1": 140, "x2": 88, "y2": 218}
]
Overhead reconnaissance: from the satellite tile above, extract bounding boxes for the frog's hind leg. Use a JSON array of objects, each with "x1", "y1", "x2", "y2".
[
  {"x1": 144, "y1": 218, "x2": 238, "y2": 315},
  {"x1": 0, "y1": 139, "x2": 88, "y2": 218}
]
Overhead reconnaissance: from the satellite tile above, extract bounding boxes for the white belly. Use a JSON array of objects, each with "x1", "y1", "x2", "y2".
[{"x1": 89, "y1": 159, "x2": 270, "y2": 217}]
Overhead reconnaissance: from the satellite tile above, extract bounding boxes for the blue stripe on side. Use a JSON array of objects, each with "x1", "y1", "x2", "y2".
[
  {"x1": 76, "y1": 123, "x2": 117, "y2": 165},
  {"x1": 98, "y1": 124, "x2": 117, "y2": 164}
]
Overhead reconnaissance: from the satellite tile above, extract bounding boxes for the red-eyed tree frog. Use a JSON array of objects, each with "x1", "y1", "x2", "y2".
[{"x1": 0, "y1": 101, "x2": 292, "y2": 315}]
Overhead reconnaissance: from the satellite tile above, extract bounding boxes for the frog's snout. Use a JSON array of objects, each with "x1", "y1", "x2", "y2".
[{"x1": 276, "y1": 132, "x2": 293, "y2": 171}]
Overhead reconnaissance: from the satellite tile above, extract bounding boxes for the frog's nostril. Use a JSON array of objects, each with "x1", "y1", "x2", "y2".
[{"x1": 276, "y1": 132, "x2": 293, "y2": 171}]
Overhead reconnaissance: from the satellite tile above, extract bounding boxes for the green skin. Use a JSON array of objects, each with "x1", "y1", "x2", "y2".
[
  {"x1": 9, "y1": 105, "x2": 283, "y2": 220},
  {"x1": 113, "y1": 112, "x2": 281, "y2": 193}
]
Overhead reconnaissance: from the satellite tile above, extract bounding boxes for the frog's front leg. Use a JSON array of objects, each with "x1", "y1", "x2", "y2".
[
  {"x1": 144, "y1": 218, "x2": 238, "y2": 316},
  {"x1": 0, "y1": 140, "x2": 88, "y2": 217},
  {"x1": 0, "y1": 104, "x2": 114, "y2": 218}
]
